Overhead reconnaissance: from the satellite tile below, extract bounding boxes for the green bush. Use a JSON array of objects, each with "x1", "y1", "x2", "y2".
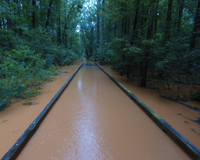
[{"x1": 0, "y1": 46, "x2": 57, "y2": 111}]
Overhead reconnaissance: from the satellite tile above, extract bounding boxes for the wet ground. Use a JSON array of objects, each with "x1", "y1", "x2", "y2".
[
  {"x1": 16, "y1": 63, "x2": 191, "y2": 159},
  {"x1": 102, "y1": 65, "x2": 200, "y2": 149},
  {"x1": 0, "y1": 61, "x2": 198, "y2": 159},
  {"x1": 0, "y1": 61, "x2": 82, "y2": 158}
]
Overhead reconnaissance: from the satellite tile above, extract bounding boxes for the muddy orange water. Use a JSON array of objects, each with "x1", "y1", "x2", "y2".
[
  {"x1": 16, "y1": 64, "x2": 191, "y2": 160},
  {"x1": 102, "y1": 65, "x2": 200, "y2": 149},
  {"x1": 0, "y1": 61, "x2": 82, "y2": 158}
]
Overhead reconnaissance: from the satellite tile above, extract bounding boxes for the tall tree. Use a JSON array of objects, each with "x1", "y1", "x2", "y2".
[
  {"x1": 141, "y1": 0, "x2": 155, "y2": 87},
  {"x1": 32, "y1": 0, "x2": 36, "y2": 28},
  {"x1": 57, "y1": 0, "x2": 61, "y2": 44},
  {"x1": 131, "y1": 0, "x2": 140, "y2": 44},
  {"x1": 154, "y1": 0, "x2": 159, "y2": 34},
  {"x1": 190, "y1": 0, "x2": 200, "y2": 50},
  {"x1": 177, "y1": 0, "x2": 185, "y2": 34},
  {"x1": 63, "y1": 0, "x2": 68, "y2": 47},
  {"x1": 165, "y1": 0, "x2": 173, "y2": 40},
  {"x1": 6, "y1": 0, "x2": 12, "y2": 29},
  {"x1": 45, "y1": 0, "x2": 53, "y2": 31},
  {"x1": 97, "y1": 0, "x2": 100, "y2": 52},
  {"x1": 99, "y1": 0, "x2": 105, "y2": 65}
]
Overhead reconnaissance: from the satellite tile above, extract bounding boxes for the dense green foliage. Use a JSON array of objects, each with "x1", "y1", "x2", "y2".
[
  {"x1": 1, "y1": 0, "x2": 200, "y2": 110},
  {"x1": 81, "y1": 0, "x2": 200, "y2": 100},
  {"x1": 0, "y1": 0, "x2": 84, "y2": 110}
]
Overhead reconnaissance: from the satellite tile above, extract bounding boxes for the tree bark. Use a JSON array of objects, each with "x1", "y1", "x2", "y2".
[
  {"x1": 62, "y1": 0, "x2": 68, "y2": 47},
  {"x1": 131, "y1": 0, "x2": 140, "y2": 44},
  {"x1": 154, "y1": 0, "x2": 159, "y2": 34},
  {"x1": 190, "y1": 0, "x2": 200, "y2": 50},
  {"x1": 99, "y1": 0, "x2": 105, "y2": 65},
  {"x1": 114, "y1": 23, "x2": 117, "y2": 38},
  {"x1": 177, "y1": 0, "x2": 185, "y2": 34},
  {"x1": 57, "y1": 1, "x2": 61, "y2": 44},
  {"x1": 6, "y1": 0, "x2": 12, "y2": 29},
  {"x1": 91, "y1": 25, "x2": 94, "y2": 56},
  {"x1": 32, "y1": 0, "x2": 36, "y2": 28},
  {"x1": 97, "y1": 0, "x2": 100, "y2": 52},
  {"x1": 141, "y1": 0, "x2": 155, "y2": 87},
  {"x1": 45, "y1": 0, "x2": 53, "y2": 31},
  {"x1": 165, "y1": 0, "x2": 173, "y2": 40}
]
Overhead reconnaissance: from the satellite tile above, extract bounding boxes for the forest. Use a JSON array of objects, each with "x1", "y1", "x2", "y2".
[{"x1": 0, "y1": 0, "x2": 200, "y2": 110}]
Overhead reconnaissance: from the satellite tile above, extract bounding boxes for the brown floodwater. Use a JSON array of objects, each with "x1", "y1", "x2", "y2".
[
  {"x1": 102, "y1": 65, "x2": 200, "y2": 149},
  {"x1": 16, "y1": 64, "x2": 191, "y2": 160},
  {"x1": 0, "y1": 61, "x2": 82, "y2": 158}
]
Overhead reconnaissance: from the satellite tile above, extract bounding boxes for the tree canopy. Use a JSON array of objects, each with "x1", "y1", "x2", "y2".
[
  {"x1": 80, "y1": 0, "x2": 200, "y2": 99},
  {"x1": 0, "y1": 0, "x2": 200, "y2": 110}
]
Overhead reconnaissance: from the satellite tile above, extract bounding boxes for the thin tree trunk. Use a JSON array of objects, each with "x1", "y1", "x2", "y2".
[
  {"x1": 141, "y1": 0, "x2": 155, "y2": 87},
  {"x1": 99, "y1": 0, "x2": 105, "y2": 65},
  {"x1": 114, "y1": 23, "x2": 117, "y2": 38},
  {"x1": 32, "y1": 0, "x2": 36, "y2": 28},
  {"x1": 45, "y1": 0, "x2": 53, "y2": 31},
  {"x1": 126, "y1": 4, "x2": 131, "y2": 79},
  {"x1": 63, "y1": 0, "x2": 68, "y2": 47},
  {"x1": 188, "y1": 0, "x2": 200, "y2": 74},
  {"x1": 132, "y1": 0, "x2": 140, "y2": 44},
  {"x1": 154, "y1": 0, "x2": 159, "y2": 34},
  {"x1": 107, "y1": 19, "x2": 111, "y2": 42},
  {"x1": 190, "y1": 0, "x2": 200, "y2": 50},
  {"x1": 6, "y1": 0, "x2": 12, "y2": 29},
  {"x1": 165, "y1": 0, "x2": 173, "y2": 40},
  {"x1": 2, "y1": 18, "x2": 5, "y2": 29},
  {"x1": 97, "y1": 0, "x2": 100, "y2": 51},
  {"x1": 91, "y1": 25, "x2": 94, "y2": 56},
  {"x1": 177, "y1": 0, "x2": 185, "y2": 34},
  {"x1": 57, "y1": 1, "x2": 61, "y2": 44}
]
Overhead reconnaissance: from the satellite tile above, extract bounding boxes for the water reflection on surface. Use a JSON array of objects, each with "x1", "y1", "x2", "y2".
[{"x1": 17, "y1": 63, "x2": 191, "y2": 160}]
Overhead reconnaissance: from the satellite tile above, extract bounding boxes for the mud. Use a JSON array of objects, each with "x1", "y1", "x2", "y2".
[
  {"x1": 17, "y1": 64, "x2": 191, "y2": 160},
  {"x1": 102, "y1": 65, "x2": 200, "y2": 149},
  {"x1": 0, "y1": 61, "x2": 82, "y2": 158}
]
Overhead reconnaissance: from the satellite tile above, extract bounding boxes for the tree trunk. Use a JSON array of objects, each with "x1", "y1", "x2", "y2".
[
  {"x1": 126, "y1": 3, "x2": 131, "y2": 79},
  {"x1": 91, "y1": 25, "x2": 94, "y2": 56},
  {"x1": 120, "y1": 2, "x2": 125, "y2": 76},
  {"x1": 99, "y1": 0, "x2": 105, "y2": 65},
  {"x1": 45, "y1": 0, "x2": 53, "y2": 31},
  {"x1": 57, "y1": 1, "x2": 61, "y2": 44},
  {"x1": 190, "y1": 0, "x2": 200, "y2": 50},
  {"x1": 107, "y1": 19, "x2": 111, "y2": 42},
  {"x1": 6, "y1": 0, "x2": 12, "y2": 29},
  {"x1": 141, "y1": 0, "x2": 155, "y2": 87},
  {"x1": 177, "y1": 0, "x2": 185, "y2": 34},
  {"x1": 165, "y1": 0, "x2": 173, "y2": 40},
  {"x1": 132, "y1": 0, "x2": 140, "y2": 44},
  {"x1": 32, "y1": 0, "x2": 36, "y2": 28},
  {"x1": 97, "y1": 0, "x2": 100, "y2": 51},
  {"x1": 188, "y1": 0, "x2": 200, "y2": 74},
  {"x1": 63, "y1": 0, "x2": 68, "y2": 47},
  {"x1": 154, "y1": 0, "x2": 159, "y2": 34},
  {"x1": 114, "y1": 23, "x2": 117, "y2": 38}
]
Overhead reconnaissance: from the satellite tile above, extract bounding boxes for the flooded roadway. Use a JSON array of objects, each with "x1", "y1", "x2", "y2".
[{"x1": 17, "y1": 64, "x2": 191, "y2": 160}]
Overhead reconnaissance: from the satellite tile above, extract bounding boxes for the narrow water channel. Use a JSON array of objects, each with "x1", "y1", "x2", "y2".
[{"x1": 17, "y1": 64, "x2": 191, "y2": 160}]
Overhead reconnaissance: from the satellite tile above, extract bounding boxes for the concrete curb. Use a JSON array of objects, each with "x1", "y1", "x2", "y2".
[
  {"x1": 2, "y1": 63, "x2": 83, "y2": 160},
  {"x1": 95, "y1": 63, "x2": 200, "y2": 160}
]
